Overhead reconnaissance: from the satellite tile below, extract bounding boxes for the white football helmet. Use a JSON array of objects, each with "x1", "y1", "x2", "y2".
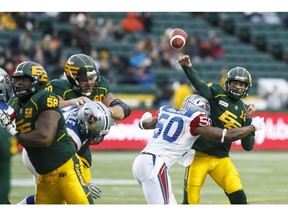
[
  {"x1": 0, "y1": 68, "x2": 13, "y2": 103},
  {"x1": 77, "y1": 101, "x2": 115, "y2": 144},
  {"x1": 180, "y1": 94, "x2": 210, "y2": 116}
]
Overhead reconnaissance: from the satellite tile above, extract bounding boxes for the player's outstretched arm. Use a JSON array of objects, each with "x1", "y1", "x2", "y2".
[
  {"x1": 177, "y1": 55, "x2": 212, "y2": 99},
  {"x1": 195, "y1": 116, "x2": 265, "y2": 143}
]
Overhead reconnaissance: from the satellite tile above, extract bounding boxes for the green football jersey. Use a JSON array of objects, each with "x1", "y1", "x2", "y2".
[
  {"x1": 46, "y1": 76, "x2": 111, "y2": 165},
  {"x1": 8, "y1": 90, "x2": 76, "y2": 174},
  {"x1": 192, "y1": 82, "x2": 254, "y2": 157},
  {"x1": 182, "y1": 66, "x2": 255, "y2": 157},
  {"x1": 46, "y1": 76, "x2": 111, "y2": 101}
]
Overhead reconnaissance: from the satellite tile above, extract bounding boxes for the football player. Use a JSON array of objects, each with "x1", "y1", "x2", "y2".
[
  {"x1": 2, "y1": 61, "x2": 93, "y2": 204},
  {"x1": 177, "y1": 55, "x2": 257, "y2": 204},
  {"x1": 132, "y1": 94, "x2": 265, "y2": 204},
  {"x1": 46, "y1": 53, "x2": 131, "y2": 195},
  {"x1": 46, "y1": 53, "x2": 130, "y2": 120},
  {"x1": 19, "y1": 100, "x2": 116, "y2": 204}
]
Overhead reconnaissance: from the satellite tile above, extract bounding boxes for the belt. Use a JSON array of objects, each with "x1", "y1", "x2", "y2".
[{"x1": 141, "y1": 152, "x2": 155, "y2": 156}]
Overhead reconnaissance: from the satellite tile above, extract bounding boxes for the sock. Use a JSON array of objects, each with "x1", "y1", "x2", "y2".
[
  {"x1": 226, "y1": 190, "x2": 247, "y2": 204},
  {"x1": 18, "y1": 195, "x2": 35, "y2": 204}
]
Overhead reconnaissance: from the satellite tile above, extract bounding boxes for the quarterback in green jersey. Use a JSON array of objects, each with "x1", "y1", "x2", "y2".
[
  {"x1": 177, "y1": 55, "x2": 256, "y2": 204},
  {"x1": 6, "y1": 61, "x2": 93, "y2": 204},
  {"x1": 46, "y1": 53, "x2": 131, "y2": 194}
]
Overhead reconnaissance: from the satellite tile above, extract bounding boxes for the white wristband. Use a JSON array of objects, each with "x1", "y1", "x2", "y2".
[
  {"x1": 139, "y1": 120, "x2": 144, "y2": 129},
  {"x1": 221, "y1": 129, "x2": 227, "y2": 143}
]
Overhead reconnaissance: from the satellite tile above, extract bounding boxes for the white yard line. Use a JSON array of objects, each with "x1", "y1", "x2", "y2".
[{"x1": 11, "y1": 178, "x2": 137, "y2": 186}]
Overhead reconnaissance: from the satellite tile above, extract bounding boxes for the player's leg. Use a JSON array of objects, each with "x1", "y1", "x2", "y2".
[
  {"x1": 132, "y1": 154, "x2": 175, "y2": 204},
  {"x1": 209, "y1": 157, "x2": 247, "y2": 204},
  {"x1": 59, "y1": 154, "x2": 93, "y2": 204},
  {"x1": 36, "y1": 154, "x2": 93, "y2": 204},
  {"x1": 183, "y1": 151, "x2": 209, "y2": 204},
  {"x1": 17, "y1": 195, "x2": 35, "y2": 204}
]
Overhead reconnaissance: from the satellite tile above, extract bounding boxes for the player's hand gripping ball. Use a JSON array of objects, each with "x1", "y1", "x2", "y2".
[{"x1": 169, "y1": 28, "x2": 188, "y2": 49}]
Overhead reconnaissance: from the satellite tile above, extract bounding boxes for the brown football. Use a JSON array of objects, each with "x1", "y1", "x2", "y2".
[{"x1": 169, "y1": 28, "x2": 188, "y2": 49}]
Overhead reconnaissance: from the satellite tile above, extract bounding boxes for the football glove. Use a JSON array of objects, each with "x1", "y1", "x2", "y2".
[
  {"x1": 0, "y1": 110, "x2": 19, "y2": 136},
  {"x1": 87, "y1": 183, "x2": 102, "y2": 199},
  {"x1": 139, "y1": 112, "x2": 152, "y2": 129},
  {"x1": 251, "y1": 116, "x2": 265, "y2": 131},
  {"x1": 75, "y1": 97, "x2": 91, "y2": 107}
]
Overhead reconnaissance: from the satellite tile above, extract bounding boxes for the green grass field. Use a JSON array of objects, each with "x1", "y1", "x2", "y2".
[{"x1": 9, "y1": 150, "x2": 288, "y2": 204}]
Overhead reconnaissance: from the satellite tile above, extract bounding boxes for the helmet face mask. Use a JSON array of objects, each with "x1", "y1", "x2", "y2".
[
  {"x1": 77, "y1": 101, "x2": 115, "y2": 144},
  {"x1": 78, "y1": 74, "x2": 97, "y2": 96},
  {"x1": 180, "y1": 94, "x2": 211, "y2": 116},
  {"x1": 12, "y1": 61, "x2": 48, "y2": 101},
  {"x1": 225, "y1": 67, "x2": 252, "y2": 100},
  {"x1": 65, "y1": 54, "x2": 100, "y2": 96},
  {"x1": 0, "y1": 68, "x2": 13, "y2": 103}
]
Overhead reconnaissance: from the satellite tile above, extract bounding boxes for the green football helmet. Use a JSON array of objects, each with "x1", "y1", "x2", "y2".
[
  {"x1": 12, "y1": 61, "x2": 48, "y2": 100},
  {"x1": 0, "y1": 68, "x2": 13, "y2": 103},
  {"x1": 65, "y1": 54, "x2": 100, "y2": 96},
  {"x1": 224, "y1": 67, "x2": 252, "y2": 100}
]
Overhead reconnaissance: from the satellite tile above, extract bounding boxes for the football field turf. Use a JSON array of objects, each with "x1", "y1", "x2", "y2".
[{"x1": 9, "y1": 150, "x2": 288, "y2": 204}]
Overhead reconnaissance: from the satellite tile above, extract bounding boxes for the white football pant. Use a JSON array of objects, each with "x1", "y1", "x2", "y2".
[{"x1": 132, "y1": 153, "x2": 177, "y2": 204}]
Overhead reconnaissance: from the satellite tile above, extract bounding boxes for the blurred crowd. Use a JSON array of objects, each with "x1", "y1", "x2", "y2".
[{"x1": 0, "y1": 12, "x2": 228, "y2": 108}]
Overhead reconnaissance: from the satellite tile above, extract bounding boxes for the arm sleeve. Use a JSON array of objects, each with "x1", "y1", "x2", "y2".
[
  {"x1": 181, "y1": 66, "x2": 213, "y2": 100},
  {"x1": 241, "y1": 117, "x2": 255, "y2": 151}
]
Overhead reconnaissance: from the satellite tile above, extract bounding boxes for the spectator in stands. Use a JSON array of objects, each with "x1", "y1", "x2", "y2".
[
  {"x1": 209, "y1": 31, "x2": 225, "y2": 59},
  {"x1": 110, "y1": 55, "x2": 130, "y2": 85},
  {"x1": 132, "y1": 58, "x2": 155, "y2": 87},
  {"x1": 129, "y1": 39, "x2": 149, "y2": 68},
  {"x1": 18, "y1": 30, "x2": 33, "y2": 56},
  {"x1": 33, "y1": 42, "x2": 45, "y2": 66},
  {"x1": 0, "y1": 12, "x2": 18, "y2": 30},
  {"x1": 99, "y1": 20, "x2": 118, "y2": 42},
  {"x1": 50, "y1": 55, "x2": 66, "y2": 80},
  {"x1": 13, "y1": 12, "x2": 34, "y2": 31},
  {"x1": 199, "y1": 41, "x2": 213, "y2": 61},
  {"x1": 41, "y1": 34, "x2": 61, "y2": 66},
  {"x1": 121, "y1": 12, "x2": 144, "y2": 34},
  {"x1": 184, "y1": 33, "x2": 202, "y2": 63},
  {"x1": 137, "y1": 12, "x2": 153, "y2": 33}
]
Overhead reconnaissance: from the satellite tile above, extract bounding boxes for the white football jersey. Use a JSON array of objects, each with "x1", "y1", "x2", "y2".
[
  {"x1": 142, "y1": 105, "x2": 211, "y2": 168},
  {"x1": 62, "y1": 105, "x2": 87, "y2": 151}
]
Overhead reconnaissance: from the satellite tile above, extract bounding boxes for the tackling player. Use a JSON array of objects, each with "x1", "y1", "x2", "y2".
[
  {"x1": 19, "y1": 101, "x2": 116, "y2": 204},
  {"x1": 178, "y1": 55, "x2": 257, "y2": 204},
  {"x1": 132, "y1": 94, "x2": 265, "y2": 204},
  {"x1": 3, "y1": 61, "x2": 93, "y2": 204},
  {"x1": 46, "y1": 53, "x2": 131, "y2": 189}
]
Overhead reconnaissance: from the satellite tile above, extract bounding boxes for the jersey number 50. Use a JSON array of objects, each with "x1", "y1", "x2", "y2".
[{"x1": 153, "y1": 113, "x2": 184, "y2": 143}]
